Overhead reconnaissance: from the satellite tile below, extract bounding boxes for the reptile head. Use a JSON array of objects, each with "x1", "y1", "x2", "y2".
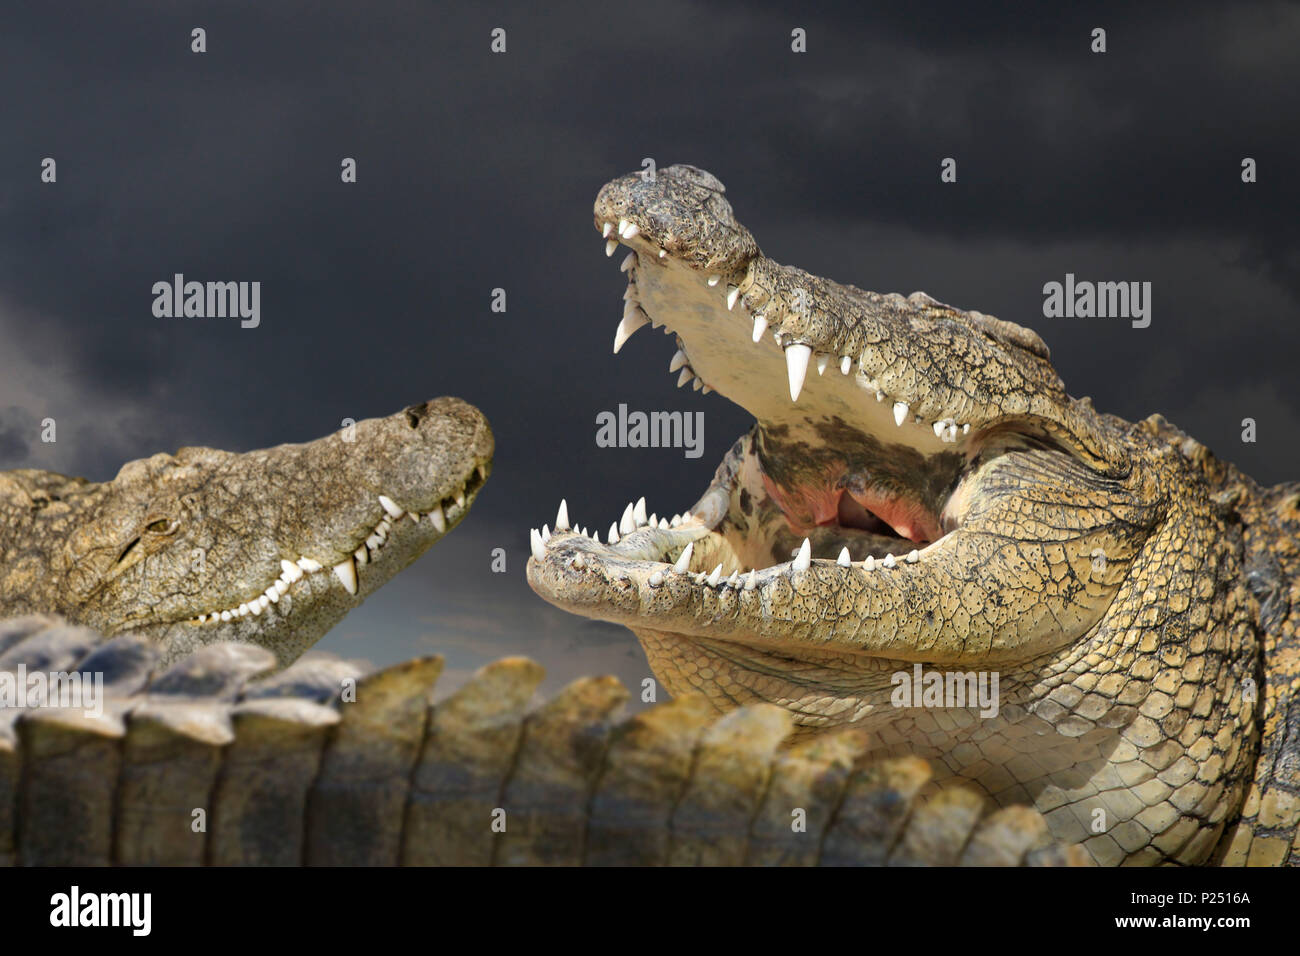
[
  {"x1": 528, "y1": 164, "x2": 1166, "y2": 726},
  {"x1": 3, "y1": 398, "x2": 492, "y2": 666}
]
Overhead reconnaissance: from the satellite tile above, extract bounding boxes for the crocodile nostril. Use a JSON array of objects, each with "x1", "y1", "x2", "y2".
[{"x1": 404, "y1": 405, "x2": 424, "y2": 429}]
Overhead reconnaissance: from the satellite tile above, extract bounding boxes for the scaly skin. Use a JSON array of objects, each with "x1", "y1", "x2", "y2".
[
  {"x1": 527, "y1": 164, "x2": 1300, "y2": 865},
  {"x1": 0, "y1": 399, "x2": 492, "y2": 667},
  {"x1": 0, "y1": 615, "x2": 1086, "y2": 866}
]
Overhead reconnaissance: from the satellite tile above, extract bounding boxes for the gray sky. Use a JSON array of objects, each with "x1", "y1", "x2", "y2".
[{"x1": 2, "y1": 1, "x2": 1297, "y2": 700}]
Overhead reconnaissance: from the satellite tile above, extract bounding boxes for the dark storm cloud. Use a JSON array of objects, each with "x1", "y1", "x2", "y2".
[
  {"x1": 0, "y1": 409, "x2": 33, "y2": 462},
  {"x1": 1, "y1": 2, "x2": 1295, "y2": 674}
]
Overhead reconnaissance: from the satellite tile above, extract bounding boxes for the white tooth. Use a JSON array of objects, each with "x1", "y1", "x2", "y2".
[
  {"x1": 541, "y1": 524, "x2": 550, "y2": 541},
  {"x1": 572, "y1": 553, "x2": 585, "y2": 569},
  {"x1": 727, "y1": 571, "x2": 740, "y2": 586},
  {"x1": 670, "y1": 514, "x2": 681, "y2": 527},
  {"x1": 785, "y1": 344, "x2": 812, "y2": 401},
  {"x1": 864, "y1": 556, "x2": 876, "y2": 571},
  {"x1": 906, "y1": 550, "x2": 919, "y2": 563},
  {"x1": 669, "y1": 349, "x2": 688, "y2": 372},
  {"x1": 752, "y1": 315, "x2": 768, "y2": 343},
  {"x1": 408, "y1": 512, "x2": 419, "y2": 523},
  {"x1": 744, "y1": 570, "x2": 757, "y2": 590},
  {"x1": 933, "y1": 421, "x2": 946, "y2": 438},
  {"x1": 673, "y1": 542, "x2": 694, "y2": 573},
  {"x1": 620, "y1": 252, "x2": 636, "y2": 273},
  {"x1": 617, "y1": 218, "x2": 632, "y2": 238},
  {"x1": 658, "y1": 248, "x2": 667, "y2": 258},
  {"x1": 893, "y1": 402, "x2": 909, "y2": 427},
  {"x1": 605, "y1": 239, "x2": 618, "y2": 257},
  {"x1": 816, "y1": 354, "x2": 829, "y2": 376},
  {"x1": 237, "y1": 604, "x2": 249, "y2": 617},
  {"x1": 376, "y1": 519, "x2": 390, "y2": 536},
  {"x1": 619, "y1": 503, "x2": 636, "y2": 535},
  {"x1": 614, "y1": 311, "x2": 650, "y2": 353},
  {"x1": 793, "y1": 538, "x2": 811, "y2": 571},
  {"x1": 282, "y1": 559, "x2": 303, "y2": 582},
  {"x1": 702, "y1": 385, "x2": 713, "y2": 394},
  {"x1": 429, "y1": 504, "x2": 447, "y2": 532},
  {"x1": 707, "y1": 564, "x2": 723, "y2": 586},
  {"x1": 602, "y1": 221, "x2": 614, "y2": 238},
  {"x1": 378, "y1": 494, "x2": 404, "y2": 519},
  {"x1": 944, "y1": 423, "x2": 959, "y2": 443},
  {"x1": 634, "y1": 497, "x2": 647, "y2": 525},
  {"x1": 220, "y1": 610, "x2": 233, "y2": 622},
  {"x1": 647, "y1": 513, "x2": 657, "y2": 526},
  {"x1": 692, "y1": 378, "x2": 703, "y2": 391},
  {"x1": 841, "y1": 355, "x2": 852, "y2": 375},
  {"x1": 726, "y1": 286, "x2": 740, "y2": 310},
  {"x1": 530, "y1": 528, "x2": 545, "y2": 561},
  {"x1": 659, "y1": 518, "x2": 669, "y2": 529},
  {"x1": 648, "y1": 570, "x2": 664, "y2": 586},
  {"x1": 608, "y1": 522, "x2": 620, "y2": 544},
  {"x1": 367, "y1": 534, "x2": 383, "y2": 551},
  {"x1": 555, "y1": 499, "x2": 570, "y2": 530},
  {"x1": 333, "y1": 558, "x2": 359, "y2": 595},
  {"x1": 837, "y1": 547, "x2": 851, "y2": 567},
  {"x1": 962, "y1": 423, "x2": 970, "y2": 434},
  {"x1": 876, "y1": 390, "x2": 885, "y2": 402},
  {"x1": 298, "y1": 557, "x2": 322, "y2": 573},
  {"x1": 355, "y1": 546, "x2": 368, "y2": 565},
  {"x1": 455, "y1": 489, "x2": 466, "y2": 508},
  {"x1": 250, "y1": 599, "x2": 264, "y2": 616},
  {"x1": 197, "y1": 614, "x2": 207, "y2": 624},
  {"x1": 707, "y1": 274, "x2": 721, "y2": 287},
  {"x1": 477, "y1": 463, "x2": 488, "y2": 480},
  {"x1": 273, "y1": 579, "x2": 290, "y2": 597},
  {"x1": 621, "y1": 221, "x2": 639, "y2": 239},
  {"x1": 677, "y1": 368, "x2": 694, "y2": 387},
  {"x1": 883, "y1": 553, "x2": 897, "y2": 568},
  {"x1": 266, "y1": 587, "x2": 280, "y2": 604}
]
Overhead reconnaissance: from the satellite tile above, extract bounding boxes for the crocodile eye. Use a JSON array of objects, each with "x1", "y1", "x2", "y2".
[{"x1": 145, "y1": 518, "x2": 180, "y2": 535}]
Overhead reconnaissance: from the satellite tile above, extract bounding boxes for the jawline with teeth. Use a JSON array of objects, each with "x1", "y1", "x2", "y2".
[{"x1": 189, "y1": 476, "x2": 480, "y2": 626}]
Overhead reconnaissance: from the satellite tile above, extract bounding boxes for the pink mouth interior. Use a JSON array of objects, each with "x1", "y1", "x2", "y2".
[{"x1": 762, "y1": 474, "x2": 944, "y2": 546}]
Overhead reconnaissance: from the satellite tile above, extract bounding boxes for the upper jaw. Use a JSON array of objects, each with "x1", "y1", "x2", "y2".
[{"x1": 596, "y1": 163, "x2": 1126, "y2": 474}]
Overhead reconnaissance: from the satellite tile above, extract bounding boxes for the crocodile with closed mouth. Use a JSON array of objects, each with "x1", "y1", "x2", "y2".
[{"x1": 0, "y1": 398, "x2": 492, "y2": 668}]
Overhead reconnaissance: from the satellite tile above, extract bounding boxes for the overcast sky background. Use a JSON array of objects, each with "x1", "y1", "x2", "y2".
[{"x1": 2, "y1": 2, "x2": 1297, "y2": 700}]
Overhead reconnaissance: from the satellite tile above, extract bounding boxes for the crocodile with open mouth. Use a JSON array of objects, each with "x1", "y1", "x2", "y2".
[
  {"x1": 526, "y1": 164, "x2": 1300, "y2": 866},
  {"x1": 0, "y1": 398, "x2": 493, "y2": 668}
]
